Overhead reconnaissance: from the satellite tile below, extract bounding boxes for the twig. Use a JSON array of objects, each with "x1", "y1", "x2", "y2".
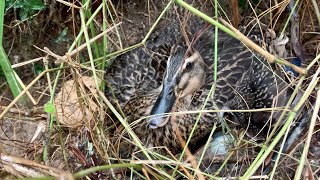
[
  {"x1": 288, "y1": 0, "x2": 306, "y2": 63},
  {"x1": 13, "y1": 71, "x2": 37, "y2": 105},
  {"x1": 231, "y1": 0, "x2": 240, "y2": 28},
  {"x1": 0, "y1": 153, "x2": 65, "y2": 176},
  {"x1": 53, "y1": 22, "x2": 122, "y2": 64},
  {"x1": 142, "y1": 165, "x2": 151, "y2": 180},
  {"x1": 171, "y1": 119, "x2": 204, "y2": 179},
  {"x1": 174, "y1": 0, "x2": 307, "y2": 75},
  {"x1": 294, "y1": 86, "x2": 320, "y2": 179},
  {"x1": 11, "y1": 57, "x2": 43, "y2": 68},
  {"x1": 55, "y1": 0, "x2": 81, "y2": 9},
  {"x1": 0, "y1": 70, "x2": 47, "y2": 120},
  {"x1": 219, "y1": 18, "x2": 307, "y2": 75},
  {"x1": 311, "y1": 0, "x2": 320, "y2": 26},
  {"x1": 73, "y1": 163, "x2": 142, "y2": 178},
  {"x1": 0, "y1": 106, "x2": 31, "y2": 115},
  {"x1": 98, "y1": 91, "x2": 153, "y2": 160},
  {"x1": 242, "y1": 64, "x2": 320, "y2": 179},
  {"x1": 170, "y1": 102, "x2": 205, "y2": 180},
  {"x1": 184, "y1": 23, "x2": 211, "y2": 61},
  {"x1": 133, "y1": 160, "x2": 190, "y2": 166}
]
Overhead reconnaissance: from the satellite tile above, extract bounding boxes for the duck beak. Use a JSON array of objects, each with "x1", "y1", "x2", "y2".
[{"x1": 148, "y1": 81, "x2": 177, "y2": 129}]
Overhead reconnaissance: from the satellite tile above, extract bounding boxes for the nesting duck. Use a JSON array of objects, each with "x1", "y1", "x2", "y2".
[{"x1": 105, "y1": 13, "x2": 292, "y2": 155}]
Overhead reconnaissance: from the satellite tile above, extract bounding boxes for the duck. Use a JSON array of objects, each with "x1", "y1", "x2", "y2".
[{"x1": 105, "y1": 13, "x2": 294, "y2": 156}]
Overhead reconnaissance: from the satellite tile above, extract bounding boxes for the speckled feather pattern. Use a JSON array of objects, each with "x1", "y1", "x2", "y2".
[{"x1": 105, "y1": 15, "x2": 290, "y2": 155}]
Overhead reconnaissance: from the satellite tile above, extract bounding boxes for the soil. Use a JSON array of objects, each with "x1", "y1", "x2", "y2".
[{"x1": 0, "y1": 0, "x2": 319, "y2": 179}]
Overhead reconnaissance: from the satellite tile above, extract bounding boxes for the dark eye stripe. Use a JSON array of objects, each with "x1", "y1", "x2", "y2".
[{"x1": 186, "y1": 62, "x2": 193, "y2": 70}]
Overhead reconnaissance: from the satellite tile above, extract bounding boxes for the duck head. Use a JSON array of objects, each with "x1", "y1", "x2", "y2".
[{"x1": 148, "y1": 46, "x2": 206, "y2": 129}]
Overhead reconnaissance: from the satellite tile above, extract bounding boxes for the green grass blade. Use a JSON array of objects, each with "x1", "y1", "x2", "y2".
[
  {"x1": 0, "y1": 0, "x2": 3, "y2": 44},
  {"x1": 0, "y1": 1, "x2": 29, "y2": 106},
  {"x1": 0, "y1": 47, "x2": 23, "y2": 98}
]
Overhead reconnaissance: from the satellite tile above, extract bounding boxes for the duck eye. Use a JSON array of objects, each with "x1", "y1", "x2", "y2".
[{"x1": 185, "y1": 62, "x2": 193, "y2": 70}]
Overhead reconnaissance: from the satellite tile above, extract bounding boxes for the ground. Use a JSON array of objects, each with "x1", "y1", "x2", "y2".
[{"x1": 0, "y1": 0, "x2": 319, "y2": 179}]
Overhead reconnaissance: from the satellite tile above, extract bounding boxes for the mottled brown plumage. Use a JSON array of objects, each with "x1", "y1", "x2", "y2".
[{"x1": 105, "y1": 14, "x2": 292, "y2": 156}]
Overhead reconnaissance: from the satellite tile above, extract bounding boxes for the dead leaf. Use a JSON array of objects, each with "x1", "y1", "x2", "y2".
[{"x1": 54, "y1": 76, "x2": 101, "y2": 128}]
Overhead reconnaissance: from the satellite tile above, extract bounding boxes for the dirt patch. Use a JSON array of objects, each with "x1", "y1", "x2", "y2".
[{"x1": 0, "y1": 0, "x2": 319, "y2": 179}]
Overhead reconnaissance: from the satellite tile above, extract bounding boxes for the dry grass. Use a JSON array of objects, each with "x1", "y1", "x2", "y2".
[{"x1": 0, "y1": 0, "x2": 319, "y2": 179}]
